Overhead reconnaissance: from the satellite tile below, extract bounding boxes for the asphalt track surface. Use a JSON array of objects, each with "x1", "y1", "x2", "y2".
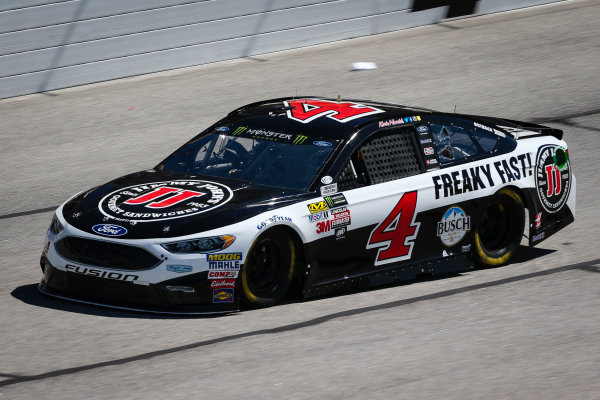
[{"x1": 1, "y1": 1, "x2": 599, "y2": 398}]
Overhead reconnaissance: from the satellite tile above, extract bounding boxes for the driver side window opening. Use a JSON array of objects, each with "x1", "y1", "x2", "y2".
[{"x1": 336, "y1": 127, "x2": 421, "y2": 189}]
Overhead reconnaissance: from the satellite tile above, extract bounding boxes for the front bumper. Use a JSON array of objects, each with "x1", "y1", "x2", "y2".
[{"x1": 39, "y1": 257, "x2": 239, "y2": 314}]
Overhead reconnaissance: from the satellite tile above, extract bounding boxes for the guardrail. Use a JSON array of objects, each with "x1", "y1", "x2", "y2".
[{"x1": 0, "y1": 0, "x2": 564, "y2": 99}]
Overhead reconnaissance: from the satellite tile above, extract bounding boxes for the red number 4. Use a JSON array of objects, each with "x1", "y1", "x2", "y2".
[{"x1": 367, "y1": 191, "x2": 420, "y2": 265}]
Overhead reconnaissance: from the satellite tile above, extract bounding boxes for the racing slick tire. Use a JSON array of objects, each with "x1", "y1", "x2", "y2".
[
  {"x1": 474, "y1": 187, "x2": 525, "y2": 268},
  {"x1": 241, "y1": 227, "x2": 296, "y2": 308}
]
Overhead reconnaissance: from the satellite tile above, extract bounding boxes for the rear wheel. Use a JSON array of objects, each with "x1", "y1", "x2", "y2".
[
  {"x1": 474, "y1": 188, "x2": 525, "y2": 267},
  {"x1": 241, "y1": 228, "x2": 295, "y2": 308}
]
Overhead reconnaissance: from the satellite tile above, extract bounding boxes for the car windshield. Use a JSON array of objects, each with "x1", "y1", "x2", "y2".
[{"x1": 157, "y1": 127, "x2": 338, "y2": 190}]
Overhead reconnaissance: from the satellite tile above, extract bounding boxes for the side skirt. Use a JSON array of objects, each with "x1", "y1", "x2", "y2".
[{"x1": 303, "y1": 254, "x2": 473, "y2": 299}]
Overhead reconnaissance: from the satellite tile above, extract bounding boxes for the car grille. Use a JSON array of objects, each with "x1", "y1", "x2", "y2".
[{"x1": 55, "y1": 236, "x2": 161, "y2": 271}]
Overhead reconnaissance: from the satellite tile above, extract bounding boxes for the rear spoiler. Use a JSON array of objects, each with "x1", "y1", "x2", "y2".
[{"x1": 470, "y1": 115, "x2": 563, "y2": 140}]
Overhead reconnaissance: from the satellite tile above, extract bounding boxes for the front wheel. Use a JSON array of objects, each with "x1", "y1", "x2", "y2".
[
  {"x1": 241, "y1": 228, "x2": 295, "y2": 308},
  {"x1": 474, "y1": 188, "x2": 525, "y2": 267}
]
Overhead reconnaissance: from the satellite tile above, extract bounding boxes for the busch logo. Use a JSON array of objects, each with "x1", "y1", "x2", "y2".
[{"x1": 437, "y1": 206, "x2": 471, "y2": 247}]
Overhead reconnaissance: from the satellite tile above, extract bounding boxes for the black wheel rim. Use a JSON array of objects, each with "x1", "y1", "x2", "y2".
[
  {"x1": 246, "y1": 239, "x2": 283, "y2": 296},
  {"x1": 479, "y1": 200, "x2": 511, "y2": 252}
]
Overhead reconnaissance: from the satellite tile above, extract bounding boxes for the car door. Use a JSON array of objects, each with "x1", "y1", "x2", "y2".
[{"x1": 305, "y1": 123, "x2": 444, "y2": 286}]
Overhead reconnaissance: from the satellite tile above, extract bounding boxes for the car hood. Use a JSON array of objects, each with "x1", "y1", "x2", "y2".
[{"x1": 61, "y1": 170, "x2": 310, "y2": 239}]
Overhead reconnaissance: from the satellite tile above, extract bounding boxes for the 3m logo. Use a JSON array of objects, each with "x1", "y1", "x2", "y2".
[
  {"x1": 284, "y1": 99, "x2": 384, "y2": 124},
  {"x1": 308, "y1": 201, "x2": 328, "y2": 214},
  {"x1": 316, "y1": 220, "x2": 331, "y2": 234},
  {"x1": 124, "y1": 187, "x2": 204, "y2": 209}
]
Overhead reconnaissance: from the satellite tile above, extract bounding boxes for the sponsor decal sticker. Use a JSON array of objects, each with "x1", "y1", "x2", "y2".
[
  {"x1": 461, "y1": 244, "x2": 471, "y2": 253},
  {"x1": 284, "y1": 99, "x2": 384, "y2": 123},
  {"x1": 166, "y1": 265, "x2": 193, "y2": 273},
  {"x1": 208, "y1": 270, "x2": 239, "y2": 279},
  {"x1": 66, "y1": 265, "x2": 138, "y2": 282},
  {"x1": 535, "y1": 145, "x2": 571, "y2": 213},
  {"x1": 426, "y1": 159, "x2": 438, "y2": 165},
  {"x1": 313, "y1": 141, "x2": 332, "y2": 147},
  {"x1": 308, "y1": 201, "x2": 328, "y2": 214},
  {"x1": 211, "y1": 279, "x2": 236, "y2": 288},
  {"x1": 432, "y1": 153, "x2": 533, "y2": 199},
  {"x1": 92, "y1": 224, "x2": 127, "y2": 237},
  {"x1": 324, "y1": 193, "x2": 347, "y2": 208},
  {"x1": 321, "y1": 176, "x2": 333, "y2": 184},
  {"x1": 420, "y1": 138, "x2": 432, "y2": 144},
  {"x1": 535, "y1": 213, "x2": 542, "y2": 229},
  {"x1": 532, "y1": 232, "x2": 545, "y2": 242},
  {"x1": 417, "y1": 125, "x2": 429, "y2": 133},
  {"x1": 308, "y1": 210, "x2": 329, "y2": 223},
  {"x1": 257, "y1": 215, "x2": 292, "y2": 230},
  {"x1": 320, "y1": 183, "x2": 338, "y2": 197},
  {"x1": 437, "y1": 206, "x2": 471, "y2": 247},
  {"x1": 424, "y1": 147, "x2": 434, "y2": 156},
  {"x1": 378, "y1": 118, "x2": 404, "y2": 128},
  {"x1": 232, "y1": 126, "x2": 248, "y2": 136},
  {"x1": 316, "y1": 220, "x2": 331, "y2": 234},
  {"x1": 207, "y1": 252, "x2": 242, "y2": 270},
  {"x1": 215, "y1": 126, "x2": 229, "y2": 132},
  {"x1": 293, "y1": 135, "x2": 308, "y2": 145},
  {"x1": 99, "y1": 180, "x2": 233, "y2": 223},
  {"x1": 335, "y1": 227, "x2": 346, "y2": 239},
  {"x1": 474, "y1": 122, "x2": 494, "y2": 133},
  {"x1": 213, "y1": 288, "x2": 234, "y2": 303}
]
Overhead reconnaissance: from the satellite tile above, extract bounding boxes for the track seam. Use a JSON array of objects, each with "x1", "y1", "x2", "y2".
[{"x1": 1, "y1": 257, "x2": 598, "y2": 388}]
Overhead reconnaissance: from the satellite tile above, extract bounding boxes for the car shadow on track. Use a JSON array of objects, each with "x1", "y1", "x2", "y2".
[
  {"x1": 12, "y1": 245, "x2": 556, "y2": 318},
  {"x1": 9, "y1": 284, "x2": 222, "y2": 319}
]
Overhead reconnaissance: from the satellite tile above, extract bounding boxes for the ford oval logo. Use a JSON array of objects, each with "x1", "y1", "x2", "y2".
[
  {"x1": 313, "y1": 141, "x2": 332, "y2": 147},
  {"x1": 92, "y1": 224, "x2": 128, "y2": 237},
  {"x1": 417, "y1": 125, "x2": 428, "y2": 133}
]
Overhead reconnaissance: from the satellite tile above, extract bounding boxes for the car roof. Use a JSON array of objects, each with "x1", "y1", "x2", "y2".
[{"x1": 222, "y1": 96, "x2": 435, "y2": 141}]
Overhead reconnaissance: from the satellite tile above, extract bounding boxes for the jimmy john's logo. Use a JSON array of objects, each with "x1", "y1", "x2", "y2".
[
  {"x1": 535, "y1": 145, "x2": 571, "y2": 213},
  {"x1": 99, "y1": 180, "x2": 233, "y2": 222}
]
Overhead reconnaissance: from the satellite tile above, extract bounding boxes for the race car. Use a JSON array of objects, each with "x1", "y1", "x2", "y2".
[{"x1": 39, "y1": 97, "x2": 575, "y2": 314}]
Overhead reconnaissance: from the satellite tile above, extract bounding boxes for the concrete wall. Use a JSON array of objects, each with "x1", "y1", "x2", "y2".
[{"x1": 0, "y1": 0, "x2": 564, "y2": 99}]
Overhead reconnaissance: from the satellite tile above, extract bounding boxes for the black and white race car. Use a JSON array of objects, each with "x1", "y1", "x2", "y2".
[{"x1": 40, "y1": 97, "x2": 575, "y2": 314}]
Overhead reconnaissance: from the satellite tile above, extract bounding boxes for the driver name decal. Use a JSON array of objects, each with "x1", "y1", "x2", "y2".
[
  {"x1": 99, "y1": 180, "x2": 233, "y2": 222},
  {"x1": 284, "y1": 99, "x2": 384, "y2": 124}
]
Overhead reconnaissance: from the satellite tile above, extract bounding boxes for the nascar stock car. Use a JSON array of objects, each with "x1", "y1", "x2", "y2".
[{"x1": 39, "y1": 97, "x2": 575, "y2": 314}]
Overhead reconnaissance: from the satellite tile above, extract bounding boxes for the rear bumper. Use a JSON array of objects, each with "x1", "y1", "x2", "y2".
[{"x1": 39, "y1": 257, "x2": 238, "y2": 314}]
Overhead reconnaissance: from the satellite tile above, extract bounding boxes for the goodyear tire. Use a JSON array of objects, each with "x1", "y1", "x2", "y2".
[
  {"x1": 474, "y1": 188, "x2": 525, "y2": 267},
  {"x1": 241, "y1": 227, "x2": 295, "y2": 308}
]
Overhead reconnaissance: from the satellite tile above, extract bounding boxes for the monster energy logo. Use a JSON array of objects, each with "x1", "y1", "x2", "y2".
[
  {"x1": 232, "y1": 126, "x2": 247, "y2": 136},
  {"x1": 293, "y1": 135, "x2": 308, "y2": 145}
]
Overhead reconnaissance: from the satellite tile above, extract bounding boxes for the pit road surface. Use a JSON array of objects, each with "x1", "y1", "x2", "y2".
[{"x1": 1, "y1": 1, "x2": 599, "y2": 398}]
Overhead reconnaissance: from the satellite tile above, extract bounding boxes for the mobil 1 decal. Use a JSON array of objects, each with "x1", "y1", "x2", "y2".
[
  {"x1": 284, "y1": 99, "x2": 384, "y2": 124},
  {"x1": 432, "y1": 153, "x2": 533, "y2": 199},
  {"x1": 535, "y1": 145, "x2": 571, "y2": 213},
  {"x1": 99, "y1": 180, "x2": 233, "y2": 222},
  {"x1": 367, "y1": 191, "x2": 420, "y2": 266}
]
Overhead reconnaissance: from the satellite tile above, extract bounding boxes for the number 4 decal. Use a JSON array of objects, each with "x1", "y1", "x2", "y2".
[{"x1": 367, "y1": 191, "x2": 420, "y2": 266}]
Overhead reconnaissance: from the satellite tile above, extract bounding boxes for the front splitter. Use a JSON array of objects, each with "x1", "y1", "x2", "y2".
[{"x1": 38, "y1": 283, "x2": 238, "y2": 315}]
